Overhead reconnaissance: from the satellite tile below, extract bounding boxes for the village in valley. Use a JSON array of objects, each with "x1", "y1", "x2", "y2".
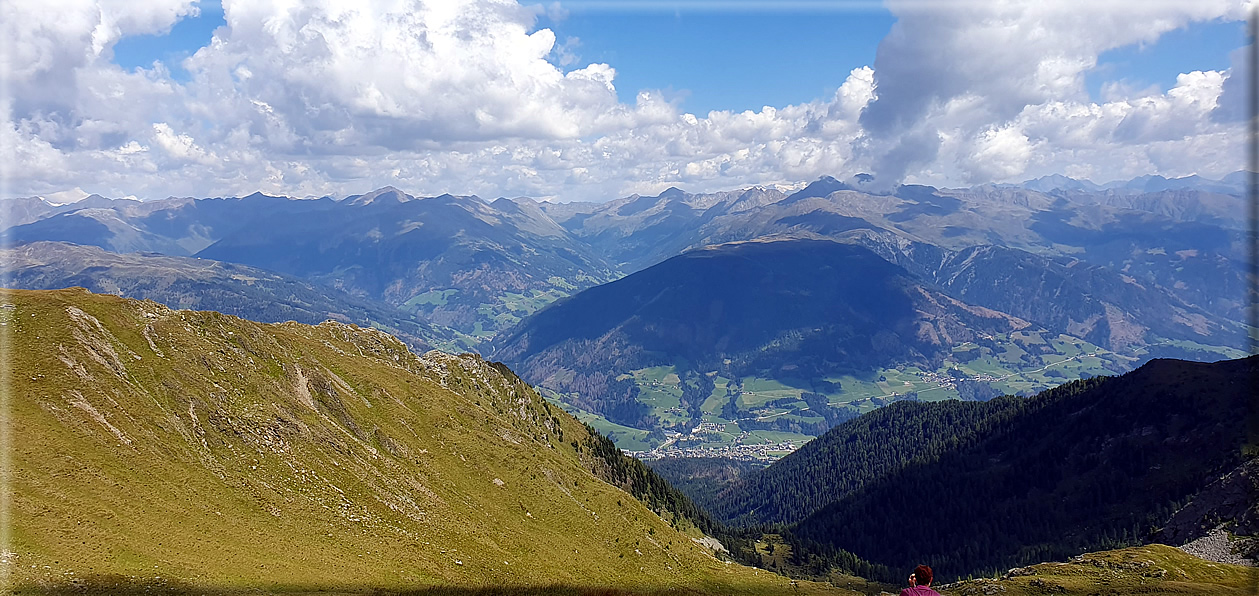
[{"x1": 626, "y1": 423, "x2": 801, "y2": 462}]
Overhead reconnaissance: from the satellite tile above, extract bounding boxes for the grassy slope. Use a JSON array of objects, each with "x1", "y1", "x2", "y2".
[
  {"x1": 2, "y1": 288, "x2": 847, "y2": 595},
  {"x1": 943, "y1": 545, "x2": 1258, "y2": 596}
]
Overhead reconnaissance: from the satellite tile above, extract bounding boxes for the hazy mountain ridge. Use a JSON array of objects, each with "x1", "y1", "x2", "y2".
[
  {"x1": 538, "y1": 177, "x2": 1247, "y2": 317},
  {"x1": 5, "y1": 191, "x2": 621, "y2": 341},
  {"x1": 538, "y1": 186, "x2": 791, "y2": 271},
  {"x1": 196, "y1": 191, "x2": 618, "y2": 337},
  {"x1": 924, "y1": 244, "x2": 1238, "y2": 349},
  {"x1": 5, "y1": 192, "x2": 334, "y2": 256},
  {"x1": 0, "y1": 241, "x2": 461, "y2": 352},
  {"x1": 6, "y1": 173, "x2": 1246, "y2": 346},
  {"x1": 1, "y1": 194, "x2": 119, "y2": 231},
  {"x1": 815, "y1": 229, "x2": 1242, "y2": 350},
  {"x1": 1018, "y1": 171, "x2": 1249, "y2": 195}
]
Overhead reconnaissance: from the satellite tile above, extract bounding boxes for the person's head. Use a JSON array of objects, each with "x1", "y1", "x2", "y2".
[{"x1": 912, "y1": 564, "x2": 933, "y2": 586}]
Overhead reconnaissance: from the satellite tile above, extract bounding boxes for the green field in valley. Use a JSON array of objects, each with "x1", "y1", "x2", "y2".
[{"x1": 560, "y1": 330, "x2": 1248, "y2": 459}]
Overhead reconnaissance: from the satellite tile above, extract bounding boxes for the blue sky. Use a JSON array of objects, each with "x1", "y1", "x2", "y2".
[
  {"x1": 112, "y1": 1, "x2": 225, "y2": 82},
  {"x1": 537, "y1": 8, "x2": 894, "y2": 114},
  {"x1": 112, "y1": 1, "x2": 1244, "y2": 114},
  {"x1": 1085, "y1": 18, "x2": 1246, "y2": 101}
]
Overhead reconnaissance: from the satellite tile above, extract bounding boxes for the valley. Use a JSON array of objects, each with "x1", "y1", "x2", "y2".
[
  {"x1": 563, "y1": 331, "x2": 1245, "y2": 458},
  {"x1": 646, "y1": 355, "x2": 1259, "y2": 583}
]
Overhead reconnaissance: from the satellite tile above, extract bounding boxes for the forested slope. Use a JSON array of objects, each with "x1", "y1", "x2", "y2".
[
  {"x1": 708, "y1": 395, "x2": 1049, "y2": 526},
  {"x1": 788, "y1": 356, "x2": 1257, "y2": 580}
]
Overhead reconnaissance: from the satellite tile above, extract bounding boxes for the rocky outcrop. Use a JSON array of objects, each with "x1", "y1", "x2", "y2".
[{"x1": 1157, "y1": 456, "x2": 1259, "y2": 559}]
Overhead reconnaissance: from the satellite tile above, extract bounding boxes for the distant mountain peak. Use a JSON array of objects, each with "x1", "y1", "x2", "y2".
[
  {"x1": 1020, "y1": 174, "x2": 1102, "y2": 193},
  {"x1": 1220, "y1": 170, "x2": 1256, "y2": 185},
  {"x1": 1117, "y1": 173, "x2": 1241, "y2": 194},
  {"x1": 428, "y1": 192, "x2": 486, "y2": 206},
  {"x1": 38, "y1": 188, "x2": 94, "y2": 205},
  {"x1": 490, "y1": 196, "x2": 543, "y2": 215},
  {"x1": 781, "y1": 175, "x2": 853, "y2": 204},
  {"x1": 240, "y1": 191, "x2": 288, "y2": 201},
  {"x1": 347, "y1": 185, "x2": 413, "y2": 206}
]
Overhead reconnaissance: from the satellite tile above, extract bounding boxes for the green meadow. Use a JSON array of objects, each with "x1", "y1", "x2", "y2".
[{"x1": 606, "y1": 330, "x2": 1247, "y2": 457}]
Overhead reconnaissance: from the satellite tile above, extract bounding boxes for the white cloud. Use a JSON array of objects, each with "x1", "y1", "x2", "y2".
[
  {"x1": 92, "y1": 0, "x2": 201, "y2": 55},
  {"x1": 0, "y1": 0, "x2": 1250, "y2": 200},
  {"x1": 859, "y1": 0, "x2": 1249, "y2": 186},
  {"x1": 834, "y1": 66, "x2": 875, "y2": 121},
  {"x1": 152, "y1": 122, "x2": 214, "y2": 164},
  {"x1": 964, "y1": 125, "x2": 1034, "y2": 182},
  {"x1": 999, "y1": 69, "x2": 1243, "y2": 182},
  {"x1": 181, "y1": 0, "x2": 642, "y2": 145},
  {"x1": 2, "y1": 0, "x2": 195, "y2": 122}
]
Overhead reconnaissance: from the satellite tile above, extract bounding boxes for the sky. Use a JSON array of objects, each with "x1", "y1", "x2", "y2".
[{"x1": 0, "y1": 0, "x2": 1252, "y2": 202}]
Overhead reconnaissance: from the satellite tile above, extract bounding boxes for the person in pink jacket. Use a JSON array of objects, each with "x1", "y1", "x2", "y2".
[{"x1": 900, "y1": 564, "x2": 941, "y2": 596}]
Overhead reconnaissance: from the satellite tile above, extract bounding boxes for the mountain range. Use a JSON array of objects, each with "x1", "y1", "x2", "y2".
[
  {"x1": 1018, "y1": 171, "x2": 1249, "y2": 195},
  {"x1": 2, "y1": 172, "x2": 1251, "y2": 453},
  {"x1": 4, "y1": 188, "x2": 618, "y2": 344}
]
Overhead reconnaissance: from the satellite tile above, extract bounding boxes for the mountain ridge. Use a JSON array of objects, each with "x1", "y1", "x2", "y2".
[
  {"x1": 493, "y1": 238, "x2": 1033, "y2": 430},
  {"x1": 0, "y1": 240, "x2": 462, "y2": 351}
]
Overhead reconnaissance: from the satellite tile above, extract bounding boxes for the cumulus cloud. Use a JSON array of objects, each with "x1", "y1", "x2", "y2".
[
  {"x1": 2, "y1": 0, "x2": 195, "y2": 127},
  {"x1": 1004, "y1": 68, "x2": 1243, "y2": 182},
  {"x1": 0, "y1": 0, "x2": 1251, "y2": 201},
  {"x1": 964, "y1": 125, "x2": 1033, "y2": 182},
  {"x1": 184, "y1": 0, "x2": 650, "y2": 145},
  {"x1": 859, "y1": 0, "x2": 1250, "y2": 187}
]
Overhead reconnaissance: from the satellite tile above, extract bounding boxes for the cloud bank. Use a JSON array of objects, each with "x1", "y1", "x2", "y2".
[{"x1": 0, "y1": 0, "x2": 1250, "y2": 200}]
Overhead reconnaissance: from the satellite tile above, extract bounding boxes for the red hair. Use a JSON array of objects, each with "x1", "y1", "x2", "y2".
[{"x1": 913, "y1": 564, "x2": 933, "y2": 585}]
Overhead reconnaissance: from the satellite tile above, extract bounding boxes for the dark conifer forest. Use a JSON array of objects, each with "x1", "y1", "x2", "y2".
[{"x1": 653, "y1": 356, "x2": 1258, "y2": 582}]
